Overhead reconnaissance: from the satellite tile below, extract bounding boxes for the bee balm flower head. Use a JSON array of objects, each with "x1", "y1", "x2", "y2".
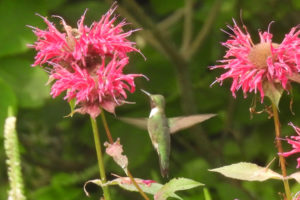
[
  {"x1": 29, "y1": 6, "x2": 145, "y2": 118},
  {"x1": 211, "y1": 20, "x2": 300, "y2": 102},
  {"x1": 28, "y1": 6, "x2": 141, "y2": 66}
]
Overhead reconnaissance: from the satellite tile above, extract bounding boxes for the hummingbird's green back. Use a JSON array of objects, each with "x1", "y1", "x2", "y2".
[{"x1": 147, "y1": 94, "x2": 170, "y2": 177}]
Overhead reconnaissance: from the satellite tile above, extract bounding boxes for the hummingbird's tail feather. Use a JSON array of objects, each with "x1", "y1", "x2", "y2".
[
  {"x1": 158, "y1": 155, "x2": 169, "y2": 178},
  {"x1": 159, "y1": 163, "x2": 169, "y2": 178}
]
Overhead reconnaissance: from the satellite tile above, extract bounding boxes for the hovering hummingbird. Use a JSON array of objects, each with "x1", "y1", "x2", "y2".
[{"x1": 120, "y1": 90, "x2": 216, "y2": 177}]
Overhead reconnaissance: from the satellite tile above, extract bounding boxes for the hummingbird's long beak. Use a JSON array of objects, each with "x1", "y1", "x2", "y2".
[{"x1": 140, "y1": 89, "x2": 151, "y2": 97}]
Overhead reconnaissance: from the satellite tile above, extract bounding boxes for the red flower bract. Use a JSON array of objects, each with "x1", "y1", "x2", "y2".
[
  {"x1": 281, "y1": 122, "x2": 300, "y2": 168},
  {"x1": 29, "y1": 6, "x2": 145, "y2": 118},
  {"x1": 211, "y1": 20, "x2": 300, "y2": 101}
]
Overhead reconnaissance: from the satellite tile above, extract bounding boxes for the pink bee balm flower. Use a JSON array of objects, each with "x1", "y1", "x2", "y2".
[
  {"x1": 49, "y1": 55, "x2": 143, "y2": 118},
  {"x1": 28, "y1": 6, "x2": 140, "y2": 66},
  {"x1": 281, "y1": 122, "x2": 300, "y2": 168},
  {"x1": 29, "y1": 6, "x2": 145, "y2": 118},
  {"x1": 211, "y1": 20, "x2": 300, "y2": 101}
]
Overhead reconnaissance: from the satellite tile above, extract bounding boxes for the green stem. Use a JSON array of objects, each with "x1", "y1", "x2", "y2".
[
  {"x1": 90, "y1": 117, "x2": 111, "y2": 200},
  {"x1": 271, "y1": 103, "x2": 291, "y2": 200},
  {"x1": 181, "y1": 0, "x2": 193, "y2": 53},
  {"x1": 127, "y1": 169, "x2": 150, "y2": 200},
  {"x1": 100, "y1": 110, "x2": 150, "y2": 200}
]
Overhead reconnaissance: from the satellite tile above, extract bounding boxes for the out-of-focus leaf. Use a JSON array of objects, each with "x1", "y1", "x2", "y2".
[
  {"x1": 150, "y1": 0, "x2": 183, "y2": 15},
  {"x1": 154, "y1": 178, "x2": 204, "y2": 200},
  {"x1": 0, "y1": 58, "x2": 50, "y2": 108},
  {"x1": 223, "y1": 140, "x2": 241, "y2": 158},
  {"x1": 242, "y1": 180, "x2": 280, "y2": 199},
  {"x1": 0, "y1": 0, "x2": 65, "y2": 57},
  {"x1": 57, "y1": 1, "x2": 109, "y2": 26},
  {"x1": 30, "y1": 186, "x2": 82, "y2": 200},
  {"x1": 0, "y1": 79, "x2": 17, "y2": 136},
  {"x1": 209, "y1": 162, "x2": 282, "y2": 181},
  {"x1": 216, "y1": 182, "x2": 250, "y2": 200},
  {"x1": 292, "y1": 0, "x2": 300, "y2": 9}
]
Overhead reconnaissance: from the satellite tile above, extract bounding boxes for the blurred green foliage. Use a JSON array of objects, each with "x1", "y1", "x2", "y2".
[{"x1": 0, "y1": 0, "x2": 299, "y2": 199}]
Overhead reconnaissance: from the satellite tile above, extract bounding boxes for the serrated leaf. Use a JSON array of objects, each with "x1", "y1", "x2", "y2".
[
  {"x1": 154, "y1": 178, "x2": 204, "y2": 200},
  {"x1": 0, "y1": 58, "x2": 50, "y2": 108},
  {"x1": 209, "y1": 162, "x2": 283, "y2": 181},
  {"x1": 84, "y1": 177, "x2": 162, "y2": 196},
  {"x1": 263, "y1": 81, "x2": 283, "y2": 108}
]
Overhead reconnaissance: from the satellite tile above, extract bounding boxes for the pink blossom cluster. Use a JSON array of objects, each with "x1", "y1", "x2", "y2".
[
  {"x1": 211, "y1": 20, "x2": 300, "y2": 101},
  {"x1": 281, "y1": 123, "x2": 300, "y2": 168},
  {"x1": 29, "y1": 6, "x2": 144, "y2": 118}
]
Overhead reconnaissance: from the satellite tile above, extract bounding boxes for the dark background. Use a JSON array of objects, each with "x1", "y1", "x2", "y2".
[{"x1": 0, "y1": 0, "x2": 300, "y2": 199}]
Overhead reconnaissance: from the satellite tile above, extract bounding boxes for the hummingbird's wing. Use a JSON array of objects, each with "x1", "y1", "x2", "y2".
[
  {"x1": 118, "y1": 117, "x2": 148, "y2": 130},
  {"x1": 168, "y1": 114, "x2": 216, "y2": 134}
]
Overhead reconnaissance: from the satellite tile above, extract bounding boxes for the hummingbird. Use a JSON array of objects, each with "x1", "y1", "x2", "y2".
[{"x1": 120, "y1": 90, "x2": 216, "y2": 177}]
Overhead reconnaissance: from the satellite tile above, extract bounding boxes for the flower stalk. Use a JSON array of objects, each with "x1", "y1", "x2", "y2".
[
  {"x1": 271, "y1": 103, "x2": 291, "y2": 200},
  {"x1": 100, "y1": 110, "x2": 150, "y2": 200},
  {"x1": 90, "y1": 117, "x2": 111, "y2": 200},
  {"x1": 100, "y1": 109, "x2": 114, "y2": 144},
  {"x1": 4, "y1": 108, "x2": 26, "y2": 200}
]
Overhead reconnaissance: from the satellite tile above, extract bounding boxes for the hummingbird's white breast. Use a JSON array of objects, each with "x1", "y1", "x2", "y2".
[{"x1": 149, "y1": 107, "x2": 159, "y2": 118}]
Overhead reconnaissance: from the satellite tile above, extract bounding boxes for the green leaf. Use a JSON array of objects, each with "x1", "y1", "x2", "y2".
[
  {"x1": 263, "y1": 81, "x2": 283, "y2": 108},
  {"x1": 58, "y1": 1, "x2": 109, "y2": 26},
  {"x1": 0, "y1": 79, "x2": 17, "y2": 136},
  {"x1": 209, "y1": 162, "x2": 282, "y2": 181},
  {"x1": 67, "y1": 98, "x2": 76, "y2": 117},
  {"x1": 0, "y1": 0, "x2": 65, "y2": 57},
  {"x1": 0, "y1": 58, "x2": 50, "y2": 108},
  {"x1": 84, "y1": 177, "x2": 163, "y2": 196},
  {"x1": 292, "y1": 0, "x2": 300, "y2": 9},
  {"x1": 287, "y1": 172, "x2": 300, "y2": 183},
  {"x1": 84, "y1": 177, "x2": 203, "y2": 200},
  {"x1": 154, "y1": 178, "x2": 204, "y2": 200}
]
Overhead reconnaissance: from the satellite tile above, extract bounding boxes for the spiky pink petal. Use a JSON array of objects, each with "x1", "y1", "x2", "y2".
[
  {"x1": 281, "y1": 122, "x2": 300, "y2": 168},
  {"x1": 29, "y1": 5, "x2": 145, "y2": 118},
  {"x1": 29, "y1": 6, "x2": 140, "y2": 67},
  {"x1": 212, "y1": 20, "x2": 300, "y2": 101},
  {"x1": 49, "y1": 55, "x2": 143, "y2": 117}
]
